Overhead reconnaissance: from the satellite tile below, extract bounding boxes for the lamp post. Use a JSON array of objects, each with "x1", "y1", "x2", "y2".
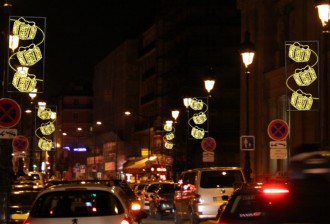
[
  {"x1": 170, "y1": 110, "x2": 179, "y2": 180},
  {"x1": 28, "y1": 89, "x2": 37, "y2": 171},
  {"x1": 183, "y1": 97, "x2": 191, "y2": 169},
  {"x1": 240, "y1": 31, "x2": 255, "y2": 183},
  {"x1": 315, "y1": 2, "x2": 330, "y2": 150},
  {"x1": 204, "y1": 71, "x2": 215, "y2": 139}
]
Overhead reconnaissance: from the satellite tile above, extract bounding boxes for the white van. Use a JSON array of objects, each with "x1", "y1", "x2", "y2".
[{"x1": 174, "y1": 167, "x2": 246, "y2": 224}]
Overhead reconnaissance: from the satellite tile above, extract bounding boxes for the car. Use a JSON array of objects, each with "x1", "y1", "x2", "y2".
[
  {"x1": 133, "y1": 183, "x2": 148, "y2": 196},
  {"x1": 23, "y1": 182, "x2": 147, "y2": 224},
  {"x1": 9, "y1": 190, "x2": 40, "y2": 224},
  {"x1": 174, "y1": 167, "x2": 246, "y2": 224},
  {"x1": 140, "y1": 182, "x2": 162, "y2": 211},
  {"x1": 149, "y1": 182, "x2": 177, "y2": 219},
  {"x1": 217, "y1": 180, "x2": 330, "y2": 224},
  {"x1": 13, "y1": 172, "x2": 47, "y2": 191}
]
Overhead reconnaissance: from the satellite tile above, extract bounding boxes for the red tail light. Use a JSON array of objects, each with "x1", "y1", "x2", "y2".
[
  {"x1": 262, "y1": 183, "x2": 289, "y2": 195},
  {"x1": 121, "y1": 217, "x2": 132, "y2": 224}
]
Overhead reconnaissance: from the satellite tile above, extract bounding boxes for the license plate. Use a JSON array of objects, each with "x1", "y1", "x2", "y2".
[{"x1": 213, "y1": 196, "x2": 223, "y2": 202}]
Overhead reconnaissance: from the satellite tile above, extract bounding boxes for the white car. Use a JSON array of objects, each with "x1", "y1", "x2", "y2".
[{"x1": 23, "y1": 183, "x2": 147, "y2": 224}]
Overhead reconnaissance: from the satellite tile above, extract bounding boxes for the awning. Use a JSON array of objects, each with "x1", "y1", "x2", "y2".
[{"x1": 123, "y1": 157, "x2": 148, "y2": 171}]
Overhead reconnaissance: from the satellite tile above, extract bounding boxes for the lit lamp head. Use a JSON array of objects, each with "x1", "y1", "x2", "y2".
[
  {"x1": 204, "y1": 79, "x2": 215, "y2": 93},
  {"x1": 9, "y1": 34, "x2": 19, "y2": 51},
  {"x1": 183, "y1": 97, "x2": 192, "y2": 109},
  {"x1": 171, "y1": 110, "x2": 180, "y2": 122},
  {"x1": 315, "y1": 0, "x2": 330, "y2": 32},
  {"x1": 240, "y1": 31, "x2": 256, "y2": 72}
]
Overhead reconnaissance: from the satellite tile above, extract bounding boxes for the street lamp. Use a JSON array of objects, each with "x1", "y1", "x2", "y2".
[
  {"x1": 315, "y1": 1, "x2": 330, "y2": 150},
  {"x1": 240, "y1": 31, "x2": 256, "y2": 183}
]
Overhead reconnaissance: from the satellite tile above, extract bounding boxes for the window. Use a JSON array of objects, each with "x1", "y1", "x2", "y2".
[{"x1": 29, "y1": 190, "x2": 124, "y2": 218}]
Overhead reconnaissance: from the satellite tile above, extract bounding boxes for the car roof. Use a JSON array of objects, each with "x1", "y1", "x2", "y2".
[{"x1": 182, "y1": 167, "x2": 243, "y2": 172}]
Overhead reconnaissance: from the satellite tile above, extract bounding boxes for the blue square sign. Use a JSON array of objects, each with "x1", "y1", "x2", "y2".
[{"x1": 240, "y1": 135, "x2": 255, "y2": 151}]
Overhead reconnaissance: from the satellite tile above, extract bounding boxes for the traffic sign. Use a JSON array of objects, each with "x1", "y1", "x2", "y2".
[
  {"x1": 0, "y1": 98, "x2": 21, "y2": 128},
  {"x1": 240, "y1": 135, "x2": 255, "y2": 151},
  {"x1": 267, "y1": 119, "x2": 289, "y2": 141},
  {"x1": 201, "y1": 137, "x2": 216, "y2": 152},
  {"x1": 0, "y1": 128, "x2": 17, "y2": 139},
  {"x1": 12, "y1": 135, "x2": 29, "y2": 152},
  {"x1": 202, "y1": 151, "x2": 214, "y2": 162}
]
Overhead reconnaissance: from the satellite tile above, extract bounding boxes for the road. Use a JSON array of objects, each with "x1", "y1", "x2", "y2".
[{"x1": 141, "y1": 216, "x2": 217, "y2": 224}]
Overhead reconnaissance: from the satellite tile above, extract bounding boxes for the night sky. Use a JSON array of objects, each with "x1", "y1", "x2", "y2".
[{"x1": 10, "y1": 0, "x2": 160, "y2": 95}]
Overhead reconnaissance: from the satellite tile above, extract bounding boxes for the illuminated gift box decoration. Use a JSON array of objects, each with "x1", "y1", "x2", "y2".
[
  {"x1": 290, "y1": 89, "x2": 313, "y2": 110},
  {"x1": 163, "y1": 123, "x2": 173, "y2": 132},
  {"x1": 40, "y1": 122, "x2": 55, "y2": 135},
  {"x1": 165, "y1": 141, "x2": 174, "y2": 150},
  {"x1": 189, "y1": 98, "x2": 204, "y2": 110},
  {"x1": 13, "y1": 17, "x2": 37, "y2": 40},
  {"x1": 165, "y1": 132, "x2": 175, "y2": 141},
  {"x1": 191, "y1": 126, "x2": 205, "y2": 139},
  {"x1": 37, "y1": 107, "x2": 56, "y2": 120},
  {"x1": 288, "y1": 42, "x2": 311, "y2": 63},
  {"x1": 38, "y1": 137, "x2": 53, "y2": 151},
  {"x1": 293, "y1": 65, "x2": 317, "y2": 86},
  {"x1": 12, "y1": 71, "x2": 37, "y2": 92},
  {"x1": 192, "y1": 112, "x2": 207, "y2": 124},
  {"x1": 17, "y1": 44, "x2": 42, "y2": 66}
]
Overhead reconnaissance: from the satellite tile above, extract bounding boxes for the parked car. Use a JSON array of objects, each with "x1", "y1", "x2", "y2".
[
  {"x1": 9, "y1": 190, "x2": 40, "y2": 224},
  {"x1": 218, "y1": 180, "x2": 330, "y2": 224},
  {"x1": 23, "y1": 183, "x2": 147, "y2": 224},
  {"x1": 149, "y1": 182, "x2": 177, "y2": 219},
  {"x1": 174, "y1": 167, "x2": 246, "y2": 224}
]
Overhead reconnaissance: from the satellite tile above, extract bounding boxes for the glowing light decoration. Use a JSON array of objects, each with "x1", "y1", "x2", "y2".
[
  {"x1": 12, "y1": 70, "x2": 37, "y2": 92},
  {"x1": 8, "y1": 16, "x2": 45, "y2": 93},
  {"x1": 187, "y1": 98, "x2": 208, "y2": 139},
  {"x1": 37, "y1": 107, "x2": 56, "y2": 120},
  {"x1": 288, "y1": 42, "x2": 311, "y2": 63},
  {"x1": 292, "y1": 65, "x2": 317, "y2": 86},
  {"x1": 290, "y1": 89, "x2": 313, "y2": 110},
  {"x1": 165, "y1": 141, "x2": 174, "y2": 149},
  {"x1": 35, "y1": 104, "x2": 57, "y2": 151},
  {"x1": 40, "y1": 121, "x2": 55, "y2": 135},
  {"x1": 13, "y1": 17, "x2": 37, "y2": 40},
  {"x1": 189, "y1": 98, "x2": 204, "y2": 110},
  {"x1": 191, "y1": 126, "x2": 205, "y2": 139},
  {"x1": 163, "y1": 120, "x2": 175, "y2": 149},
  {"x1": 38, "y1": 137, "x2": 53, "y2": 151},
  {"x1": 165, "y1": 132, "x2": 175, "y2": 141},
  {"x1": 192, "y1": 112, "x2": 207, "y2": 125},
  {"x1": 17, "y1": 44, "x2": 42, "y2": 66},
  {"x1": 286, "y1": 41, "x2": 319, "y2": 111}
]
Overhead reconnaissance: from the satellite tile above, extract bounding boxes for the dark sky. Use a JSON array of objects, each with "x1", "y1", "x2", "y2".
[{"x1": 10, "y1": 0, "x2": 160, "y2": 96}]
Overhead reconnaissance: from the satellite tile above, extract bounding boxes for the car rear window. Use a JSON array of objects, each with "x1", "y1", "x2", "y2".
[
  {"x1": 29, "y1": 190, "x2": 125, "y2": 217},
  {"x1": 200, "y1": 170, "x2": 243, "y2": 188},
  {"x1": 158, "y1": 184, "x2": 175, "y2": 194}
]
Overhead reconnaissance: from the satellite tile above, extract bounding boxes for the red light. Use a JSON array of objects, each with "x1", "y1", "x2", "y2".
[
  {"x1": 262, "y1": 183, "x2": 289, "y2": 195},
  {"x1": 121, "y1": 217, "x2": 132, "y2": 224}
]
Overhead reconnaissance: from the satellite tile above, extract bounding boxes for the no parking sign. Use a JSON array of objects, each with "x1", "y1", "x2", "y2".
[
  {"x1": 267, "y1": 119, "x2": 289, "y2": 141},
  {"x1": 0, "y1": 98, "x2": 21, "y2": 128},
  {"x1": 12, "y1": 135, "x2": 29, "y2": 152}
]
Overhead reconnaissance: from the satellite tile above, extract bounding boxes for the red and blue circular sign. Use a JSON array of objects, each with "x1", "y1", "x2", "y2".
[
  {"x1": 0, "y1": 98, "x2": 21, "y2": 128},
  {"x1": 201, "y1": 137, "x2": 216, "y2": 152},
  {"x1": 12, "y1": 135, "x2": 29, "y2": 152},
  {"x1": 267, "y1": 119, "x2": 289, "y2": 141}
]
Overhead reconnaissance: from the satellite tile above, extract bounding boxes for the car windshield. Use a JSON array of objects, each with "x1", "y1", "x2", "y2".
[
  {"x1": 25, "y1": 174, "x2": 40, "y2": 181},
  {"x1": 158, "y1": 184, "x2": 175, "y2": 194},
  {"x1": 200, "y1": 170, "x2": 243, "y2": 188},
  {"x1": 29, "y1": 190, "x2": 125, "y2": 217}
]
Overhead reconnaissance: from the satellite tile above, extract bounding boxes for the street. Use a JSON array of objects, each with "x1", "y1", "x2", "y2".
[{"x1": 141, "y1": 216, "x2": 217, "y2": 224}]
